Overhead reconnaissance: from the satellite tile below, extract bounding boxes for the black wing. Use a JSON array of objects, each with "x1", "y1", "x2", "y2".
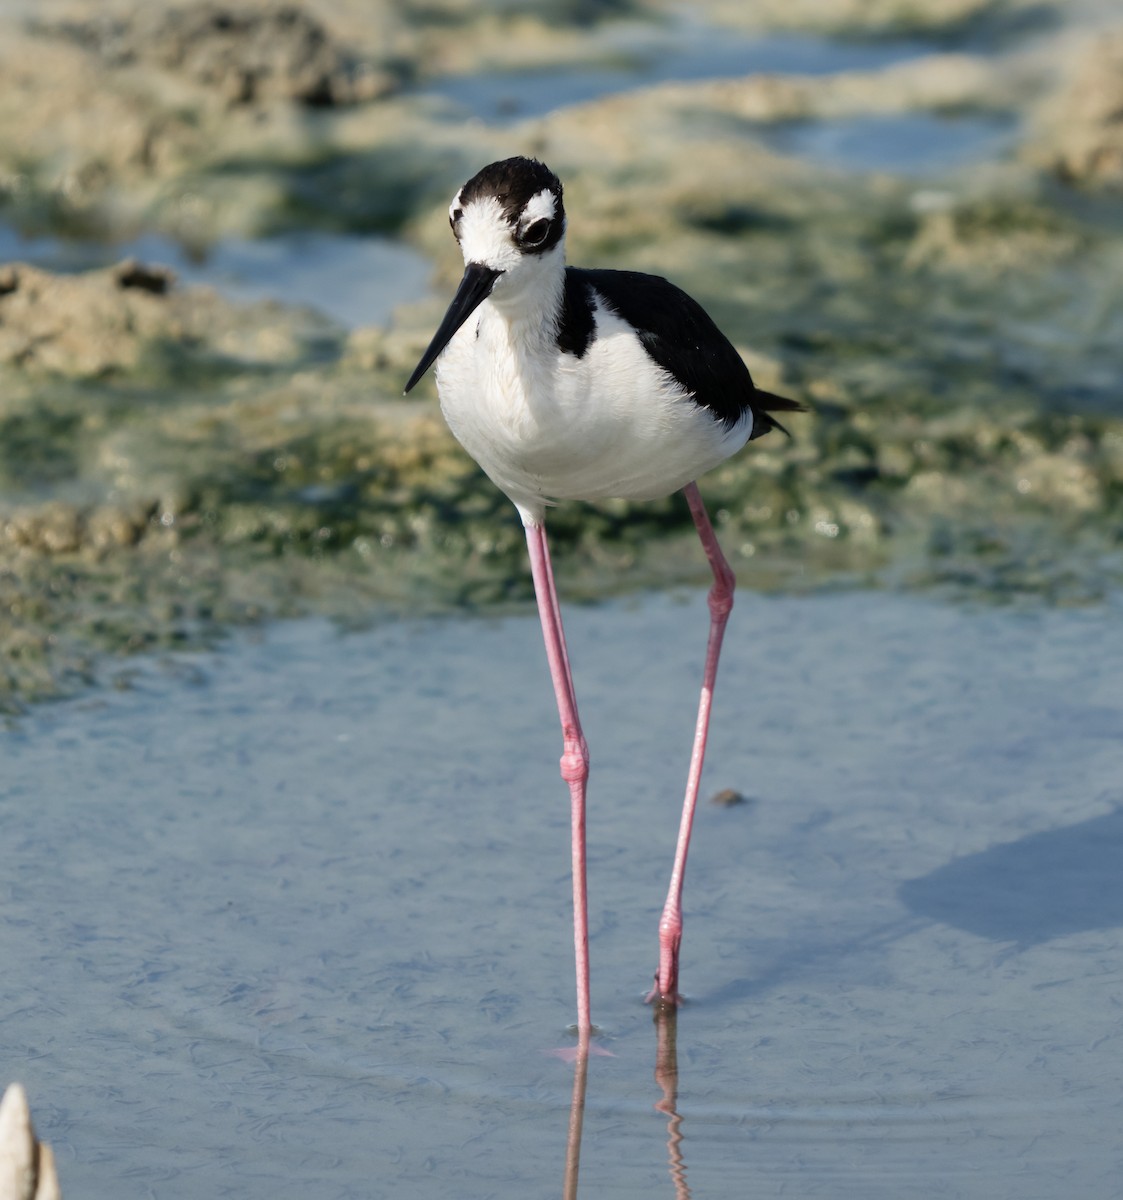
[{"x1": 561, "y1": 267, "x2": 802, "y2": 436}]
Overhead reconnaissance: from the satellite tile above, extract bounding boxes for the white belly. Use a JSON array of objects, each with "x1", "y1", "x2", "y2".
[{"x1": 434, "y1": 300, "x2": 752, "y2": 524}]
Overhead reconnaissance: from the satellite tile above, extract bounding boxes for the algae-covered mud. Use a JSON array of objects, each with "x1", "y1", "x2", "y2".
[{"x1": 1, "y1": 0, "x2": 1122, "y2": 708}]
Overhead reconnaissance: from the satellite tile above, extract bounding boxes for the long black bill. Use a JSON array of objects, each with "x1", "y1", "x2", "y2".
[{"x1": 403, "y1": 263, "x2": 502, "y2": 393}]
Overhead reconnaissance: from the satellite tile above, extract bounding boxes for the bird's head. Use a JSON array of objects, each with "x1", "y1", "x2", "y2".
[
  {"x1": 449, "y1": 156, "x2": 566, "y2": 276},
  {"x1": 405, "y1": 157, "x2": 566, "y2": 393}
]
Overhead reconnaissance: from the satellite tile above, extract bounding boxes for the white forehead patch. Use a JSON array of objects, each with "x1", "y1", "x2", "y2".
[
  {"x1": 456, "y1": 195, "x2": 519, "y2": 269},
  {"x1": 448, "y1": 187, "x2": 464, "y2": 223},
  {"x1": 451, "y1": 184, "x2": 562, "y2": 271},
  {"x1": 520, "y1": 188, "x2": 557, "y2": 228}
]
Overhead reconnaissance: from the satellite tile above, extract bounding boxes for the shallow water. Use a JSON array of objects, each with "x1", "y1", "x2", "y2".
[
  {"x1": 5, "y1": 589, "x2": 1122, "y2": 1197},
  {"x1": 421, "y1": 28, "x2": 927, "y2": 122},
  {"x1": 760, "y1": 110, "x2": 1019, "y2": 174},
  {"x1": 418, "y1": 23, "x2": 1017, "y2": 176},
  {"x1": 0, "y1": 226, "x2": 431, "y2": 328},
  {"x1": 0, "y1": 23, "x2": 1014, "y2": 345}
]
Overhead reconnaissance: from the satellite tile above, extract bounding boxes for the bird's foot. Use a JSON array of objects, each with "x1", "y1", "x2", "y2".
[
  {"x1": 545, "y1": 1024, "x2": 614, "y2": 1062},
  {"x1": 644, "y1": 973, "x2": 684, "y2": 1010},
  {"x1": 647, "y1": 924, "x2": 682, "y2": 1008}
]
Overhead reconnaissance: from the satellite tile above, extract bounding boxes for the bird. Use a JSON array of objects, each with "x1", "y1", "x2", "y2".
[{"x1": 404, "y1": 156, "x2": 801, "y2": 1033}]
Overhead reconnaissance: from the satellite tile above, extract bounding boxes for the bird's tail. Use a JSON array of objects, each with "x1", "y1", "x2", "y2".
[{"x1": 750, "y1": 389, "x2": 806, "y2": 440}]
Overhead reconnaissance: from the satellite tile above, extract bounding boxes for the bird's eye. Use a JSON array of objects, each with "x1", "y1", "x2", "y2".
[
  {"x1": 449, "y1": 207, "x2": 463, "y2": 230},
  {"x1": 521, "y1": 218, "x2": 550, "y2": 246}
]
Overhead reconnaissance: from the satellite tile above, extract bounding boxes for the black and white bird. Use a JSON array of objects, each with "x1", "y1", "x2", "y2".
[{"x1": 405, "y1": 156, "x2": 801, "y2": 1035}]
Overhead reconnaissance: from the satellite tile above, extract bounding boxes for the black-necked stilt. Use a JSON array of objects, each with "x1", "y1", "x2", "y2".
[{"x1": 405, "y1": 156, "x2": 801, "y2": 1032}]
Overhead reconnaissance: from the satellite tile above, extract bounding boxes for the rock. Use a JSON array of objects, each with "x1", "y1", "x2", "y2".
[
  {"x1": 1025, "y1": 31, "x2": 1123, "y2": 189},
  {"x1": 112, "y1": 259, "x2": 175, "y2": 294},
  {"x1": 0, "y1": 261, "x2": 178, "y2": 375},
  {"x1": 684, "y1": 0, "x2": 1007, "y2": 37},
  {"x1": 0, "y1": 1084, "x2": 61, "y2": 1200},
  {"x1": 39, "y1": 2, "x2": 397, "y2": 107},
  {"x1": 0, "y1": 261, "x2": 338, "y2": 376},
  {"x1": 648, "y1": 52, "x2": 1032, "y2": 125}
]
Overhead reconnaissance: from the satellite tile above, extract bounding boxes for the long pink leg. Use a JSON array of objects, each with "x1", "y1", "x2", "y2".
[
  {"x1": 525, "y1": 521, "x2": 592, "y2": 1033},
  {"x1": 647, "y1": 481, "x2": 735, "y2": 1007}
]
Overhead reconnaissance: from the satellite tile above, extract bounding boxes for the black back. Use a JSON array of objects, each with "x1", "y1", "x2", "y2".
[{"x1": 559, "y1": 268, "x2": 798, "y2": 435}]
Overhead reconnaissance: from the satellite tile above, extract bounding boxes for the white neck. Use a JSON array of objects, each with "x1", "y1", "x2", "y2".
[{"x1": 485, "y1": 240, "x2": 567, "y2": 336}]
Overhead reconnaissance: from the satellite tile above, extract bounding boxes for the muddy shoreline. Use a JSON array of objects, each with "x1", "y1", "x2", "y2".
[{"x1": 1, "y1": 0, "x2": 1121, "y2": 708}]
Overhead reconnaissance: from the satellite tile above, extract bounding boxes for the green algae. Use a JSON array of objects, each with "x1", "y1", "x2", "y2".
[
  {"x1": 2, "y1": 228, "x2": 1118, "y2": 712},
  {"x1": 3, "y1": 172, "x2": 1122, "y2": 710},
  {"x1": 1, "y1": 0, "x2": 1122, "y2": 710}
]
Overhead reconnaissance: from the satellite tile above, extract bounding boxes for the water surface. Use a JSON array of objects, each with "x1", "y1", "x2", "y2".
[
  {"x1": 420, "y1": 28, "x2": 928, "y2": 122},
  {"x1": 0, "y1": 226, "x2": 430, "y2": 328},
  {"x1": 760, "y1": 110, "x2": 1019, "y2": 174},
  {"x1": 4, "y1": 589, "x2": 1122, "y2": 1197}
]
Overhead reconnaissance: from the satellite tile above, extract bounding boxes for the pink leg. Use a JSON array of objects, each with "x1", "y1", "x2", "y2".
[
  {"x1": 525, "y1": 521, "x2": 592, "y2": 1033},
  {"x1": 647, "y1": 482, "x2": 735, "y2": 1007}
]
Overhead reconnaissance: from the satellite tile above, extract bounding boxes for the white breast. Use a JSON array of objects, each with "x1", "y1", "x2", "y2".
[{"x1": 435, "y1": 294, "x2": 753, "y2": 525}]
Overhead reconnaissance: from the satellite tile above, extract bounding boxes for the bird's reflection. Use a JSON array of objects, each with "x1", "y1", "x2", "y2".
[
  {"x1": 562, "y1": 1032, "x2": 591, "y2": 1200},
  {"x1": 653, "y1": 1008, "x2": 692, "y2": 1200},
  {"x1": 559, "y1": 1014, "x2": 692, "y2": 1199}
]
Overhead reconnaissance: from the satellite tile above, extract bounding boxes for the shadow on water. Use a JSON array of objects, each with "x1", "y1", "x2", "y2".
[{"x1": 899, "y1": 808, "x2": 1123, "y2": 944}]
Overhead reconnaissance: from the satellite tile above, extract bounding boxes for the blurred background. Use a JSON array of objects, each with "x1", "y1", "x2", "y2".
[
  {"x1": 4, "y1": 5, "x2": 1123, "y2": 1198},
  {"x1": 0, "y1": 0, "x2": 1120, "y2": 709}
]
